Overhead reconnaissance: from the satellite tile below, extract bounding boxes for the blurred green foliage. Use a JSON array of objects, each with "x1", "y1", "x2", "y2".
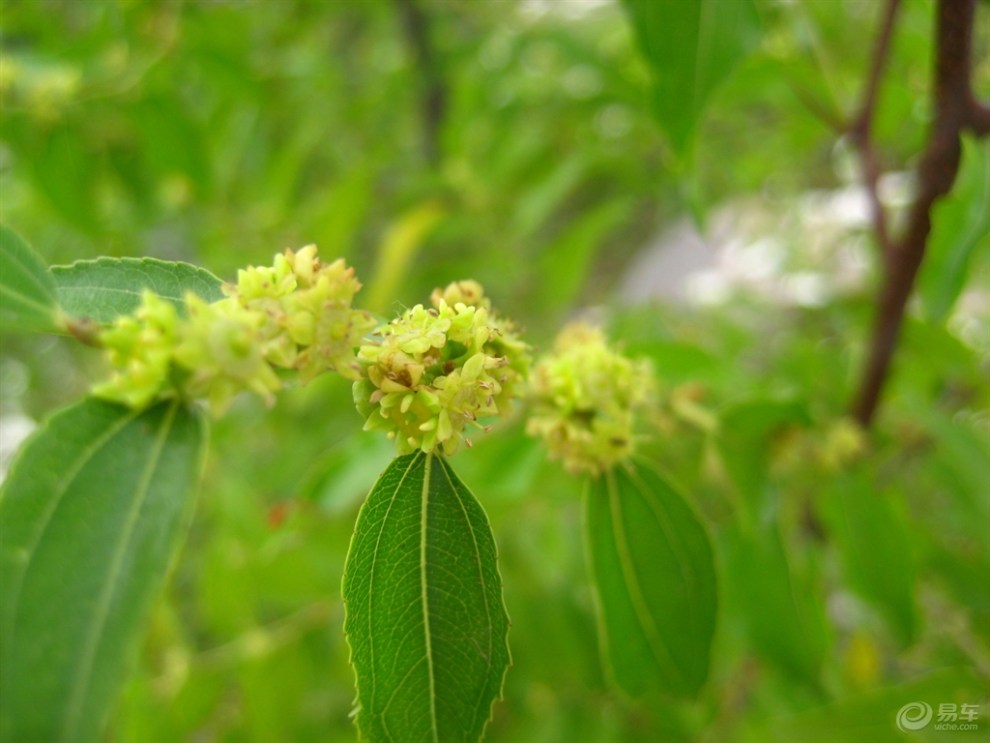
[{"x1": 1, "y1": 0, "x2": 988, "y2": 741}]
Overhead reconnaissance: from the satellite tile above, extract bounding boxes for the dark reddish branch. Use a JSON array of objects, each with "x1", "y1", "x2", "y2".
[
  {"x1": 393, "y1": 0, "x2": 447, "y2": 166},
  {"x1": 967, "y1": 100, "x2": 990, "y2": 135},
  {"x1": 852, "y1": 0, "x2": 984, "y2": 426},
  {"x1": 849, "y1": 0, "x2": 902, "y2": 264}
]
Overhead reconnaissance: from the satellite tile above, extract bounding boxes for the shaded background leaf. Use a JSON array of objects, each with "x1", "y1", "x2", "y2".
[
  {"x1": 743, "y1": 667, "x2": 987, "y2": 743},
  {"x1": 819, "y1": 468, "x2": 917, "y2": 647},
  {"x1": 721, "y1": 522, "x2": 829, "y2": 687},
  {"x1": 918, "y1": 137, "x2": 990, "y2": 323},
  {"x1": 586, "y1": 461, "x2": 716, "y2": 698},
  {"x1": 622, "y1": 0, "x2": 761, "y2": 156},
  {"x1": 0, "y1": 225, "x2": 59, "y2": 333}
]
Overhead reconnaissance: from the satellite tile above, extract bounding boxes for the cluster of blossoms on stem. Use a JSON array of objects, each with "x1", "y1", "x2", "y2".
[
  {"x1": 94, "y1": 245, "x2": 374, "y2": 413},
  {"x1": 526, "y1": 323, "x2": 654, "y2": 475},
  {"x1": 353, "y1": 280, "x2": 530, "y2": 455}
]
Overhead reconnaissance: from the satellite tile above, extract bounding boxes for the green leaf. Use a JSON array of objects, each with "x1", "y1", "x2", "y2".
[
  {"x1": 298, "y1": 433, "x2": 394, "y2": 515},
  {"x1": 622, "y1": 0, "x2": 761, "y2": 155},
  {"x1": 0, "y1": 397, "x2": 205, "y2": 743},
  {"x1": 585, "y1": 462, "x2": 717, "y2": 697},
  {"x1": 717, "y1": 398, "x2": 810, "y2": 519},
  {"x1": 538, "y1": 200, "x2": 632, "y2": 311},
  {"x1": 50, "y1": 257, "x2": 224, "y2": 324},
  {"x1": 919, "y1": 137, "x2": 990, "y2": 323},
  {"x1": 819, "y1": 469, "x2": 917, "y2": 646},
  {"x1": 31, "y1": 125, "x2": 99, "y2": 231},
  {"x1": 722, "y1": 523, "x2": 828, "y2": 686},
  {"x1": 342, "y1": 452, "x2": 510, "y2": 743},
  {"x1": 510, "y1": 156, "x2": 587, "y2": 239},
  {"x1": 133, "y1": 95, "x2": 212, "y2": 198},
  {"x1": 753, "y1": 667, "x2": 986, "y2": 743},
  {"x1": 0, "y1": 225, "x2": 59, "y2": 333}
]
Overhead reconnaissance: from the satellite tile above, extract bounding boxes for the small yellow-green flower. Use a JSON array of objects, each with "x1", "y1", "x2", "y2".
[
  {"x1": 818, "y1": 418, "x2": 867, "y2": 471},
  {"x1": 93, "y1": 290, "x2": 179, "y2": 409},
  {"x1": 172, "y1": 294, "x2": 282, "y2": 414},
  {"x1": 231, "y1": 245, "x2": 375, "y2": 381},
  {"x1": 93, "y1": 245, "x2": 372, "y2": 414},
  {"x1": 429, "y1": 279, "x2": 486, "y2": 309},
  {"x1": 526, "y1": 323, "x2": 654, "y2": 475},
  {"x1": 354, "y1": 281, "x2": 530, "y2": 455}
]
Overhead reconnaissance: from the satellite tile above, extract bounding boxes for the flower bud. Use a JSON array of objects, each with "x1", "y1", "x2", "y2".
[{"x1": 430, "y1": 279, "x2": 488, "y2": 310}]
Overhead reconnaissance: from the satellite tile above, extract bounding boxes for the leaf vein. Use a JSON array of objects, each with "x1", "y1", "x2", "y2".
[
  {"x1": 437, "y1": 455, "x2": 495, "y2": 734},
  {"x1": 606, "y1": 468, "x2": 687, "y2": 690},
  {"x1": 3, "y1": 406, "x2": 141, "y2": 673},
  {"x1": 59, "y1": 401, "x2": 178, "y2": 741},
  {"x1": 366, "y1": 451, "x2": 424, "y2": 717},
  {"x1": 422, "y1": 453, "x2": 439, "y2": 743}
]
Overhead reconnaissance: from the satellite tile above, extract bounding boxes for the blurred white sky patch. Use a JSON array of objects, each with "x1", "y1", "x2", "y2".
[
  {"x1": 0, "y1": 357, "x2": 35, "y2": 484},
  {"x1": 0, "y1": 413, "x2": 35, "y2": 485},
  {"x1": 621, "y1": 174, "x2": 990, "y2": 361},
  {"x1": 950, "y1": 288, "x2": 990, "y2": 356},
  {"x1": 620, "y1": 181, "x2": 895, "y2": 309},
  {"x1": 520, "y1": 0, "x2": 615, "y2": 21}
]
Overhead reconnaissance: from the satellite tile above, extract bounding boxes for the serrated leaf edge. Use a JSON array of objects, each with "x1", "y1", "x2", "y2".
[
  {"x1": 50, "y1": 256, "x2": 224, "y2": 321},
  {"x1": 341, "y1": 452, "x2": 511, "y2": 743},
  {"x1": 434, "y1": 455, "x2": 511, "y2": 740}
]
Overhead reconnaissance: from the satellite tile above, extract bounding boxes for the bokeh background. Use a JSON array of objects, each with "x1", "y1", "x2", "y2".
[{"x1": 1, "y1": 0, "x2": 988, "y2": 741}]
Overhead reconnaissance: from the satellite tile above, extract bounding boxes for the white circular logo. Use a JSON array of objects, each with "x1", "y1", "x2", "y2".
[{"x1": 896, "y1": 702, "x2": 933, "y2": 731}]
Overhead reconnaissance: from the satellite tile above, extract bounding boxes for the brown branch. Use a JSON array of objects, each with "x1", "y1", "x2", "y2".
[
  {"x1": 848, "y1": 0, "x2": 901, "y2": 264},
  {"x1": 966, "y1": 99, "x2": 990, "y2": 135},
  {"x1": 851, "y1": 0, "x2": 982, "y2": 426},
  {"x1": 393, "y1": 0, "x2": 447, "y2": 167}
]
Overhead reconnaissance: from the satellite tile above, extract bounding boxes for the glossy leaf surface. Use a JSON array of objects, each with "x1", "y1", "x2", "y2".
[
  {"x1": 342, "y1": 452, "x2": 509, "y2": 742},
  {"x1": 0, "y1": 397, "x2": 204, "y2": 743},
  {"x1": 586, "y1": 462, "x2": 716, "y2": 697},
  {"x1": 51, "y1": 256, "x2": 224, "y2": 323}
]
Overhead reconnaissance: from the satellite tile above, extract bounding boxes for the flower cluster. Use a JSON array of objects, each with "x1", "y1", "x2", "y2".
[
  {"x1": 230, "y1": 245, "x2": 373, "y2": 382},
  {"x1": 93, "y1": 291, "x2": 181, "y2": 409},
  {"x1": 353, "y1": 281, "x2": 530, "y2": 455},
  {"x1": 526, "y1": 323, "x2": 654, "y2": 475},
  {"x1": 94, "y1": 246, "x2": 374, "y2": 414}
]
